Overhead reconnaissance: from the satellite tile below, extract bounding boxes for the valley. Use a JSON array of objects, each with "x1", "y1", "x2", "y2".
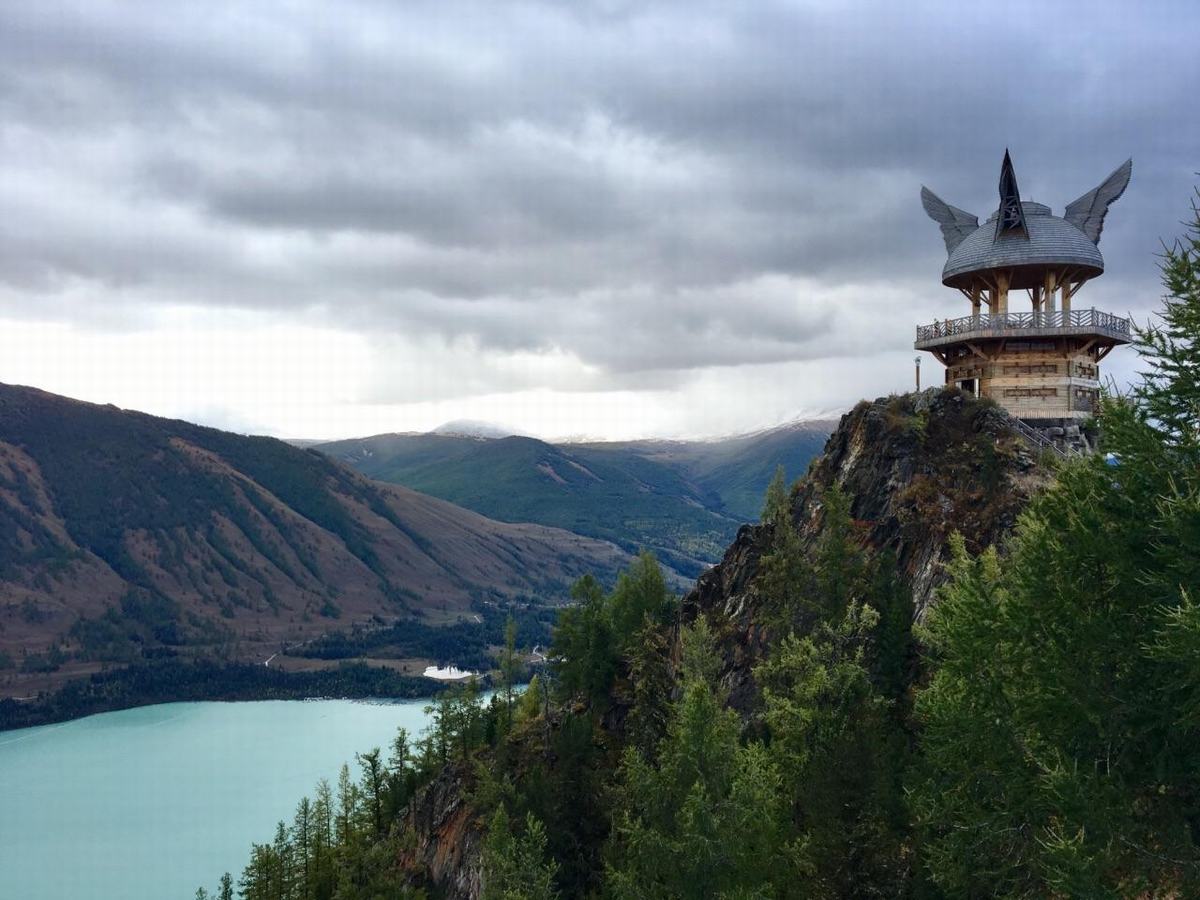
[
  {"x1": 0, "y1": 384, "x2": 629, "y2": 709},
  {"x1": 317, "y1": 420, "x2": 832, "y2": 580},
  {"x1": 0, "y1": 382, "x2": 830, "y2": 723}
]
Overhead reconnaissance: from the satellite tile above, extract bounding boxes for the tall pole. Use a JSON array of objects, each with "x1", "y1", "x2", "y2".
[{"x1": 915, "y1": 356, "x2": 921, "y2": 391}]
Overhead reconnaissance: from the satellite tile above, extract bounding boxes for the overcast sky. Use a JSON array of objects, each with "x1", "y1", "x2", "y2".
[{"x1": 1, "y1": 1, "x2": 1196, "y2": 440}]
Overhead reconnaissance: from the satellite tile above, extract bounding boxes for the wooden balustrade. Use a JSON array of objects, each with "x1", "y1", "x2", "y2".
[{"x1": 916, "y1": 308, "x2": 1131, "y2": 345}]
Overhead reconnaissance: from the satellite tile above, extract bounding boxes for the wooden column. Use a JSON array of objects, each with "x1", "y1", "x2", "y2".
[
  {"x1": 995, "y1": 271, "x2": 1010, "y2": 315},
  {"x1": 1044, "y1": 271, "x2": 1057, "y2": 313}
]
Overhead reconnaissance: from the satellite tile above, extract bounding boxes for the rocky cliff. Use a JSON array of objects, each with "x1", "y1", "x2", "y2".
[
  {"x1": 682, "y1": 388, "x2": 1048, "y2": 713},
  {"x1": 399, "y1": 762, "x2": 485, "y2": 897}
]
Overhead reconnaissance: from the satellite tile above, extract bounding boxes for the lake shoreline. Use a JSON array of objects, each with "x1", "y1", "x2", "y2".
[{"x1": 0, "y1": 657, "x2": 476, "y2": 732}]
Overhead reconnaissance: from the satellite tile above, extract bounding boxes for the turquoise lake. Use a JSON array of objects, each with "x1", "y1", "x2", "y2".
[{"x1": 0, "y1": 698, "x2": 438, "y2": 899}]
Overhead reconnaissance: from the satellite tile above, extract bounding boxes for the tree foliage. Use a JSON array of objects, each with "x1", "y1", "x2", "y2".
[
  {"x1": 755, "y1": 603, "x2": 909, "y2": 896},
  {"x1": 607, "y1": 640, "x2": 790, "y2": 899},
  {"x1": 481, "y1": 807, "x2": 560, "y2": 900},
  {"x1": 1134, "y1": 187, "x2": 1200, "y2": 458},
  {"x1": 551, "y1": 554, "x2": 675, "y2": 708}
]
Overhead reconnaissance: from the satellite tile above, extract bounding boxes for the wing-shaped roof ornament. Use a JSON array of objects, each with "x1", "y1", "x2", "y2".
[
  {"x1": 1063, "y1": 159, "x2": 1133, "y2": 245},
  {"x1": 921, "y1": 186, "x2": 978, "y2": 256}
]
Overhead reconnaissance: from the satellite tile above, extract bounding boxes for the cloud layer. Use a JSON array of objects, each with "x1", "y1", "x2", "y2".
[{"x1": 1, "y1": 1, "x2": 1196, "y2": 437}]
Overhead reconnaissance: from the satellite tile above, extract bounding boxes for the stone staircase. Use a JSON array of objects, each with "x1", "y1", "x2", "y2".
[{"x1": 1006, "y1": 414, "x2": 1093, "y2": 458}]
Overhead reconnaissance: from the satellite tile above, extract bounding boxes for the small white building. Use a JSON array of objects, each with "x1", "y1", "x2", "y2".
[{"x1": 422, "y1": 665, "x2": 477, "y2": 681}]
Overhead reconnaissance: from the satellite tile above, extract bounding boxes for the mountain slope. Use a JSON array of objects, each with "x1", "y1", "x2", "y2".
[
  {"x1": 318, "y1": 434, "x2": 742, "y2": 577},
  {"x1": 317, "y1": 422, "x2": 833, "y2": 578},
  {"x1": 583, "y1": 420, "x2": 835, "y2": 521},
  {"x1": 0, "y1": 384, "x2": 628, "y2": 698}
]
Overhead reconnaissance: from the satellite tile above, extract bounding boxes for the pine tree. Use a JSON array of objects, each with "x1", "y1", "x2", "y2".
[
  {"x1": 385, "y1": 727, "x2": 414, "y2": 823},
  {"x1": 459, "y1": 678, "x2": 485, "y2": 756},
  {"x1": 515, "y1": 673, "x2": 542, "y2": 723},
  {"x1": 757, "y1": 468, "x2": 809, "y2": 622},
  {"x1": 335, "y1": 763, "x2": 357, "y2": 848},
  {"x1": 482, "y1": 807, "x2": 560, "y2": 900},
  {"x1": 755, "y1": 601, "x2": 906, "y2": 895},
  {"x1": 678, "y1": 615, "x2": 721, "y2": 692},
  {"x1": 310, "y1": 779, "x2": 335, "y2": 898},
  {"x1": 388, "y1": 727, "x2": 410, "y2": 776},
  {"x1": 1134, "y1": 186, "x2": 1200, "y2": 457},
  {"x1": 357, "y1": 748, "x2": 386, "y2": 840},
  {"x1": 870, "y1": 549, "x2": 915, "y2": 706},
  {"x1": 551, "y1": 574, "x2": 617, "y2": 706},
  {"x1": 271, "y1": 820, "x2": 292, "y2": 900},
  {"x1": 606, "y1": 677, "x2": 789, "y2": 899},
  {"x1": 291, "y1": 796, "x2": 313, "y2": 897},
  {"x1": 239, "y1": 844, "x2": 276, "y2": 900},
  {"x1": 608, "y1": 551, "x2": 672, "y2": 650},
  {"x1": 810, "y1": 484, "x2": 870, "y2": 619},
  {"x1": 500, "y1": 614, "x2": 519, "y2": 733},
  {"x1": 762, "y1": 464, "x2": 789, "y2": 524},
  {"x1": 623, "y1": 618, "x2": 672, "y2": 757}
]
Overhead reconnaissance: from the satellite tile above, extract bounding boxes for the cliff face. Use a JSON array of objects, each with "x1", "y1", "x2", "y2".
[
  {"x1": 682, "y1": 388, "x2": 1048, "y2": 713},
  {"x1": 399, "y1": 763, "x2": 485, "y2": 898},
  {"x1": 798, "y1": 389, "x2": 1044, "y2": 615}
]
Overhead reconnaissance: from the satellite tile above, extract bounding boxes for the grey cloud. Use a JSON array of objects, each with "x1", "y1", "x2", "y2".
[{"x1": 0, "y1": 0, "x2": 1196, "y2": 394}]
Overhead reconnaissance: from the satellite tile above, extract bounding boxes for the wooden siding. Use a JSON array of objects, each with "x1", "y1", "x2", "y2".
[{"x1": 941, "y1": 338, "x2": 1104, "y2": 420}]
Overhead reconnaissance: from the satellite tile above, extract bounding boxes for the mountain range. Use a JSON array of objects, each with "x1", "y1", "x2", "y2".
[
  {"x1": 315, "y1": 420, "x2": 833, "y2": 579},
  {"x1": 0, "y1": 384, "x2": 628, "y2": 698}
]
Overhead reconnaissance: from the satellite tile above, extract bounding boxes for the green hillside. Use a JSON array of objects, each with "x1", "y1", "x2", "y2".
[
  {"x1": 319, "y1": 434, "x2": 735, "y2": 578},
  {"x1": 318, "y1": 422, "x2": 833, "y2": 578},
  {"x1": 586, "y1": 421, "x2": 835, "y2": 521},
  {"x1": 0, "y1": 384, "x2": 629, "y2": 703}
]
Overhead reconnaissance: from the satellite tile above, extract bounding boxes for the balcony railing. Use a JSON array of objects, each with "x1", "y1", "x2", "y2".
[{"x1": 916, "y1": 308, "x2": 1132, "y2": 345}]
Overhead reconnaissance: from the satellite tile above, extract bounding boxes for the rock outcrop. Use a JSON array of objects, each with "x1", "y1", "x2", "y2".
[
  {"x1": 682, "y1": 388, "x2": 1049, "y2": 713},
  {"x1": 399, "y1": 763, "x2": 485, "y2": 898}
]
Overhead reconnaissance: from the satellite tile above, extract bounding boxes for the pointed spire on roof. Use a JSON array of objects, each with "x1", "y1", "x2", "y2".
[{"x1": 995, "y1": 149, "x2": 1029, "y2": 241}]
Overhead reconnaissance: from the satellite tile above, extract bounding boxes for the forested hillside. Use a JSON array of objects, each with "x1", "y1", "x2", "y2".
[
  {"x1": 584, "y1": 419, "x2": 834, "y2": 521},
  {"x1": 213, "y1": 205, "x2": 1200, "y2": 899},
  {"x1": 0, "y1": 386, "x2": 628, "y2": 706},
  {"x1": 318, "y1": 422, "x2": 831, "y2": 579}
]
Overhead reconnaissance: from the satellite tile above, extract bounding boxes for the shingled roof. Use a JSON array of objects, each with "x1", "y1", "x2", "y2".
[
  {"x1": 923, "y1": 153, "x2": 1131, "y2": 292},
  {"x1": 941, "y1": 201, "x2": 1104, "y2": 290}
]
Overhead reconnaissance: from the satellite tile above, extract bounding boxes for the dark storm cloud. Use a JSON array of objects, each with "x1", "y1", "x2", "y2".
[{"x1": 0, "y1": 0, "x2": 1196, "y2": 384}]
